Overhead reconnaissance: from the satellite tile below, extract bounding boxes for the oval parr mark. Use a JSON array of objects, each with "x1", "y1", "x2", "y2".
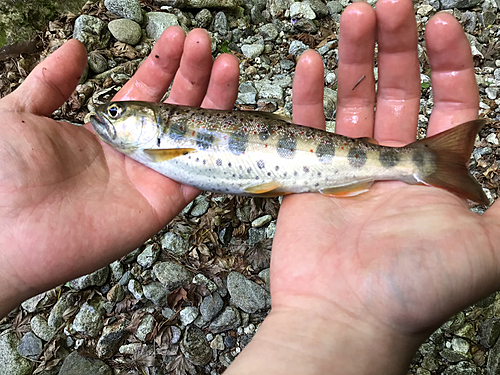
[
  {"x1": 216, "y1": 159, "x2": 222, "y2": 166},
  {"x1": 196, "y1": 131, "x2": 214, "y2": 150},
  {"x1": 168, "y1": 120, "x2": 187, "y2": 140},
  {"x1": 257, "y1": 160, "x2": 265, "y2": 169},
  {"x1": 258, "y1": 125, "x2": 271, "y2": 141},
  {"x1": 316, "y1": 141, "x2": 335, "y2": 164},
  {"x1": 348, "y1": 148, "x2": 367, "y2": 168},
  {"x1": 413, "y1": 151, "x2": 425, "y2": 167},
  {"x1": 228, "y1": 130, "x2": 248, "y2": 155},
  {"x1": 379, "y1": 149, "x2": 400, "y2": 168},
  {"x1": 277, "y1": 135, "x2": 297, "y2": 159}
]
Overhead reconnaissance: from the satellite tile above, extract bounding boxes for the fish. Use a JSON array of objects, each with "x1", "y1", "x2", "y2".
[{"x1": 89, "y1": 101, "x2": 488, "y2": 204}]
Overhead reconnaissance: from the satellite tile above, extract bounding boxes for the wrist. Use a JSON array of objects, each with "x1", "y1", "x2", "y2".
[{"x1": 226, "y1": 305, "x2": 422, "y2": 375}]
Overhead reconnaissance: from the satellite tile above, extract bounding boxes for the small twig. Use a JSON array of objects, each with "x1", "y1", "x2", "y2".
[{"x1": 352, "y1": 75, "x2": 366, "y2": 91}]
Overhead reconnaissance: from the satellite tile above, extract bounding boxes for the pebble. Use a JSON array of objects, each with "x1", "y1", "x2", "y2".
[
  {"x1": 154, "y1": 261, "x2": 193, "y2": 290},
  {"x1": 241, "y1": 43, "x2": 264, "y2": 59},
  {"x1": 118, "y1": 270, "x2": 132, "y2": 287},
  {"x1": 69, "y1": 266, "x2": 109, "y2": 290},
  {"x1": 128, "y1": 279, "x2": 143, "y2": 299},
  {"x1": 258, "y1": 268, "x2": 271, "y2": 290},
  {"x1": 73, "y1": 15, "x2": 111, "y2": 52},
  {"x1": 104, "y1": 0, "x2": 143, "y2": 23},
  {"x1": 288, "y1": 40, "x2": 308, "y2": 56},
  {"x1": 96, "y1": 320, "x2": 129, "y2": 359},
  {"x1": 21, "y1": 292, "x2": 47, "y2": 313},
  {"x1": 136, "y1": 314, "x2": 154, "y2": 341},
  {"x1": 265, "y1": 221, "x2": 276, "y2": 238},
  {"x1": 0, "y1": 331, "x2": 33, "y2": 375},
  {"x1": 161, "y1": 232, "x2": 189, "y2": 256},
  {"x1": 210, "y1": 334, "x2": 225, "y2": 350},
  {"x1": 259, "y1": 23, "x2": 279, "y2": 41},
  {"x1": 290, "y1": 2, "x2": 316, "y2": 19},
  {"x1": 58, "y1": 351, "x2": 112, "y2": 375},
  {"x1": 486, "y1": 87, "x2": 498, "y2": 100},
  {"x1": 181, "y1": 326, "x2": 212, "y2": 365},
  {"x1": 486, "y1": 133, "x2": 499, "y2": 145},
  {"x1": 258, "y1": 83, "x2": 283, "y2": 104},
  {"x1": 143, "y1": 281, "x2": 169, "y2": 305},
  {"x1": 200, "y1": 292, "x2": 224, "y2": 321},
  {"x1": 226, "y1": 271, "x2": 269, "y2": 313},
  {"x1": 88, "y1": 51, "x2": 108, "y2": 74},
  {"x1": 119, "y1": 343, "x2": 145, "y2": 355},
  {"x1": 145, "y1": 12, "x2": 179, "y2": 40},
  {"x1": 324, "y1": 87, "x2": 337, "y2": 120},
  {"x1": 193, "y1": 273, "x2": 218, "y2": 292},
  {"x1": 305, "y1": 0, "x2": 329, "y2": 18},
  {"x1": 48, "y1": 293, "x2": 75, "y2": 329},
  {"x1": 137, "y1": 244, "x2": 160, "y2": 268},
  {"x1": 209, "y1": 306, "x2": 241, "y2": 333},
  {"x1": 251, "y1": 215, "x2": 273, "y2": 228},
  {"x1": 237, "y1": 81, "x2": 258, "y2": 105},
  {"x1": 440, "y1": 0, "x2": 481, "y2": 9},
  {"x1": 108, "y1": 19, "x2": 142, "y2": 45},
  {"x1": 191, "y1": 195, "x2": 210, "y2": 216},
  {"x1": 195, "y1": 9, "x2": 213, "y2": 28},
  {"x1": 16, "y1": 332, "x2": 42, "y2": 361},
  {"x1": 185, "y1": 0, "x2": 239, "y2": 7},
  {"x1": 73, "y1": 302, "x2": 104, "y2": 337},
  {"x1": 417, "y1": 4, "x2": 434, "y2": 16},
  {"x1": 180, "y1": 306, "x2": 200, "y2": 326},
  {"x1": 109, "y1": 261, "x2": 124, "y2": 282},
  {"x1": 30, "y1": 315, "x2": 56, "y2": 342},
  {"x1": 327, "y1": 1, "x2": 343, "y2": 14},
  {"x1": 248, "y1": 227, "x2": 266, "y2": 245},
  {"x1": 224, "y1": 335, "x2": 236, "y2": 349},
  {"x1": 162, "y1": 307, "x2": 176, "y2": 320},
  {"x1": 480, "y1": 318, "x2": 500, "y2": 348},
  {"x1": 214, "y1": 11, "x2": 228, "y2": 36}
]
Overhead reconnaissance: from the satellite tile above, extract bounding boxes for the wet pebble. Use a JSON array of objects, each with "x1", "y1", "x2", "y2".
[
  {"x1": 104, "y1": 0, "x2": 143, "y2": 23},
  {"x1": 227, "y1": 271, "x2": 269, "y2": 313},
  {"x1": 96, "y1": 320, "x2": 129, "y2": 359},
  {"x1": 69, "y1": 266, "x2": 109, "y2": 290},
  {"x1": 161, "y1": 232, "x2": 189, "y2": 256},
  {"x1": 108, "y1": 19, "x2": 142, "y2": 45},
  {"x1": 153, "y1": 261, "x2": 193, "y2": 290},
  {"x1": 137, "y1": 244, "x2": 160, "y2": 268},
  {"x1": 16, "y1": 332, "x2": 42, "y2": 361},
  {"x1": 30, "y1": 315, "x2": 55, "y2": 342},
  {"x1": 145, "y1": 12, "x2": 179, "y2": 40},
  {"x1": 181, "y1": 326, "x2": 212, "y2": 366},
  {"x1": 200, "y1": 292, "x2": 224, "y2": 321},
  {"x1": 73, "y1": 302, "x2": 104, "y2": 337},
  {"x1": 209, "y1": 306, "x2": 241, "y2": 333}
]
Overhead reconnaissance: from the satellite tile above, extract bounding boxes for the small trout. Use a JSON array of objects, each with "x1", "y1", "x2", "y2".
[{"x1": 90, "y1": 101, "x2": 488, "y2": 204}]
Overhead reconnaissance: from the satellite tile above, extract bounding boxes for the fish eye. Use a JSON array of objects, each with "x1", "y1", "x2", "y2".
[{"x1": 108, "y1": 104, "x2": 122, "y2": 119}]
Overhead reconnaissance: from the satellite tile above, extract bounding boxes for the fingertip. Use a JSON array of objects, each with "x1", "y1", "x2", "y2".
[
  {"x1": 201, "y1": 53, "x2": 239, "y2": 110},
  {"x1": 340, "y1": 2, "x2": 376, "y2": 40},
  {"x1": 426, "y1": 12, "x2": 466, "y2": 54}
]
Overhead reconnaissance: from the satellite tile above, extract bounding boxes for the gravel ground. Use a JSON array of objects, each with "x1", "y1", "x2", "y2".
[{"x1": 1, "y1": 0, "x2": 500, "y2": 374}]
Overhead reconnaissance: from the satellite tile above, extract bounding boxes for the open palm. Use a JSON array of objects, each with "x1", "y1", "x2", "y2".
[{"x1": 271, "y1": 0, "x2": 500, "y2": 348}]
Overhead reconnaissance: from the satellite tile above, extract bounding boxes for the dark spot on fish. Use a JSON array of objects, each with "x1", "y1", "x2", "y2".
[
  {"x1": 258, "y1": 125, "x2": 271, "y2": 141},
  {"x1": 413, "y1": 151, "x2": 425, "y2": 167},
  {"x1": 303, "y1": 166, "x2": 309, "y2": 173},
  {"x1": 232, "y1": 174, "x2": 236, "y2": 177},
  {"x1": 267, "y1": 172, "x2": 272, "y2": 176},
  {"x1": 317, "y1": 172, "x2": 322, "y2": 177},
  {"x1": 379, "y1": 149, "x2": 400, "y2": 168},
  {"x1": 228, "y1": 162, "x2": 232, "y2": 167},
  {"x1": 216, "y1": 159, "x2": 222, "y2": 166},
  {"x1": 196, "y1": 131, "x2": 214, "y2": 150},
  {"x1": 188, "y1": 156, "x2": 191, "y2": 159},
  {"x1": 277, "y1": 135, "x2": 297, "y2": 159},
  {"x1": 275, "y1": 166, "x2": 279, "y2": 171},
  {"x1": 316, "y1": 141, "x2": 335, "y2": 164},
  {"x1": 169, "y1": 120, "x2": 187, "y2": 140},
  {"x1": 257, "y1": 160, "x2": 265, "y2": 169},
  {"x1": 203, "y1": 160, "x2": 206, "y2": 165},
  {"x1": 348, "y1": 148, "x2": 367, "y2": 168},
  {"x1": 247, "y1": 168, "x2": 252, "y2": 174},
  {"x1": 294, "y1": 171, "x2": 298, "y2": 176},
  {"x1": 195, "y1": 158, "x2": 199, "y2": 162},
  {"x1": 157, "y1": 138, "x2": 161, "y2": 147},
  {"x1": 239, "y1": 175, "x2": 243, "y2": 179},
  {"x1": 256, "y1": 176, "x2": 260, "y2": 180},
  {"x1": 315, "y1": 183, "x2": 319, "y2": 187},
  {"x1": 228, "y1": 130, "x2": 248, "y2": 155}
]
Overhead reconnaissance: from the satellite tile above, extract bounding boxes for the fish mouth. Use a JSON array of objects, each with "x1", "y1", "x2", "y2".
[{"x1": 89, "y1": 113, "x2": 117, "y2": 144}]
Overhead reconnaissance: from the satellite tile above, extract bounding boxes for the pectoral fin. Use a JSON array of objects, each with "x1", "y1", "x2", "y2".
[
  {"x1": 144, "y1": 148, "x2": 196, "y2": 162},
  {"x1": 319, "y1": 179, "x2": 374, "y2": 197},
  {"x1": 358, "y1": 137, "x2": 379, "y2": 145},
  {"x1": 244, "y1": 181, "x2": 281, "y2": 195}
]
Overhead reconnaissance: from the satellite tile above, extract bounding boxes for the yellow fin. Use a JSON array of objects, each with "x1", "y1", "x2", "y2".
[
  {"x1": 319, "y1": 179, "x2": 374, "y2": 197},
  {"x1": 358, "y1": 137, "x2": 379, "y2": 145},
  {"x1": 244, "y1": 181, "x2": 281, "y2": 195},
  {"x1": 144, "y1": 148, "x2": 196, "y2": 162}
]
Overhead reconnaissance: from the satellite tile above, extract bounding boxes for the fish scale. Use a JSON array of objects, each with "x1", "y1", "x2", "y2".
[{"x1": 90, "y1": 101, "x2": 488, "y2": 204}]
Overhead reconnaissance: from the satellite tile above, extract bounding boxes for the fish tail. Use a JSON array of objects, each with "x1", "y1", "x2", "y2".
[{"x1": 409, "y1": 119, "x2": 489, "y2": 205}]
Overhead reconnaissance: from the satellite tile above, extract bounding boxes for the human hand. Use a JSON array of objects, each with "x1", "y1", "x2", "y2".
[
  {"x1": 226, "y1": 1, "x2": 499, "y2": 374},
  {"x1": 0, "y1": 27, "x2": 239, "y2": 317}
]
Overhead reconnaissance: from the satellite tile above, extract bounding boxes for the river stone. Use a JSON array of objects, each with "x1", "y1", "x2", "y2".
[
  {"x1": 480, "y1": 318, "x2": 500, "y2": 348},
  {"x1": 136, "y1": 314, "x2": 154, "y2": 341},
  {"x1": 290, "y1": 2, "x2": 316, "y2": 19},
  {"x1": 73, "y1": 302, "x2": 104, "y2": 337},
  {"x1": 108, "y1": 19, "x2": 142, "y2": 45},
  {"x1": 153, "y1": 261, "x2": 193, "y2": 290},
  {"x1": 145, "y1": 12, "x2": 179, "y2": 41},
  {"x1": 289, "y1": 40, "x2": 308, "y2": 56},
  {"x1": 214, "y1": 11, "x2": 228, "y2": 36},
  {"x1": 161, "y1": 232, "x2": 189, "y2": 256},
  {"x1": 268, "y1": 0, "x2": 294, "y2": 16},
  {"x1": 69, "y1": 266, "x2": 109, "y2": 290},
  {"x1": 180, "y1": 326, "x2": 212, "y2": 366},
  {"x1": 104, "y1": 0, "x2": 143, "y2": 23},
  {"x1": 241, "y1": 44, "x2": 264, "y2": 59},
  {"x1": 143, "y1": 281, "x2": 169, "y2": 305},
  {"x1": 185, "y1": 0, "x2": 239, "y2": 7},
  {"x1": 248, "y1": 227, "x2": 266, "y2": 245},
  {"x1": 21, "y1": 292, "x2": 47, "y2": 313},
  {"x1": 0, "y1": 331, "x2": 33, "y2": 375},
  {"x1": 195, "y1": 9, "x2": 213, "y2": 28},
  {"x1": 191, "y1": 195, "x2": 210, "y2": 217},
  {"x1": 327, "y1": 1, "x2": 343, "y2": 14},
  {"x1": 109, "y1": 261, "x2": 124, "y2": 283},
  {"x1": 440, "y1": 0, "x2": 481, "y2": 9},
  {"x1": 259, "y1": 23, "x2": 278, "y2": 41},
  {"x1": 180, "y1": 306, "x2": 200, "y2": 326},
  {"x1": 258, "y1": 268, "x2": 270, "y2": 290},
  {"x1": 30, "y1": 315, "x2": 55, "y2": 342},
  {"x1": 304, "y1": 0, "x2": 329, "y2": 18},
  {"x1": 128, "y1": 279, "x2": 143, "y2": 299},
  {"x1": 107, "y1": 283, "x2": 125, "y2": 303},
  {"x1": 48, "y1": 293, "x2": 76, "y2": 330},
  {"x1": 137, "y1": 244, "x2": 160, "y2": 269},
  {"x1": 73, "y1": 15, "x2": 111, "y2": 52},
  {"x1": 209, "y1": 306, "x2": 241, "y2": 333},
  {"x1": 59, "y1": 351, "x2": 112, "y2": 375},
  {"x1": 192, "y1": 273, "x2": 218, "y2": 293},
  {"x1": 96, "y1": 320, "x2": 129, "y2": 359},
  {"x1": 200, "y1": 292, "x2": 224, "y2": 321},
  {"x1": 16, "y1": 332, "x2": 42, "y2": 361},
  {"x1": 227, "y1": 272, "x2": 269, "y2": 313}
]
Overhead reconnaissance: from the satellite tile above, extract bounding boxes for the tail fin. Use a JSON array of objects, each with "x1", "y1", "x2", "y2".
[{"x1": 409, "y1": 119, "x2": 489, "y2": 205}]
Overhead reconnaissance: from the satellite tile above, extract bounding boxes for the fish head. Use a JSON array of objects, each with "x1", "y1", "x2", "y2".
[{"x1": 90, "y1": 101, "x2": 160, "y2": 151}]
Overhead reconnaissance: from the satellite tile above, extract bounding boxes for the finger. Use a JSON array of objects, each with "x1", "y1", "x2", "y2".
[
  {"x1": 114, "y1": 26, "x2": 186, "y2": 101},
  {"x1": 200, "y1": 53, "x2": 240, "y2": 110},
  {"x1": 335, "y1": 2, "x2": 376, "y2": 138},
  {"x1": 292, "y1": 49, "x2": 325, "y2": 129},
  {"x1": 374, "y1": 0, "x2": 421, "y2": 146},
  {"x1": 0, "y1": 39, "x2": 87, "y2": 116},
  {"x1": 425, "y1": 12, "x2": 479, "y2": 136},
  {"x1": 166, "y1": 28, "x2": 214, "y2": 106}
]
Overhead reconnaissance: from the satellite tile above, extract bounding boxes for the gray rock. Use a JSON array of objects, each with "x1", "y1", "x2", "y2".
[
  {"x1": 191, "y1": 195, "x2": 210, "y2": 217},
  {"x1": 180, "y1": 326, "x2": 212, "y2": 366},
  {"x1": 237, "y1": 82, "x2": 258, "y2": 105},
  {"x1": 106, "y1": 283, "x2": 125, "y2": 303},
  {"x1": 227, "y1": 272, "x2": 269, "y2": 313},
  {"x1": 251, "y1": 6, "x2": 266, "y2": 24},
  {"x1": 88, "y1": 51, "x2": 108, "y2": 74},
  {"x1": 180, "y1": 306, "x2": 200, "y2": 326},
  {"x1": 186, "y1": 0, "x2": 238, "y2": 7},
  {"x1": 266, "y1": 220, "x2": 276, "y2": 238},
  {"x1": 210, "y1": 334, "x2": 225, "y2": 350},
  {"x1": 293, "y1": 18, "x2": 318, "y2": 33},
  {"x1": 193, "y1": 273, "x2": 218, "y2": 293},
  {"x1": 128, "y1": 279, "x2": 143, "y2": 299},
  {"x1": 290, "y1": 2, "x2": 316, "y2": 19},
  {"x1": 137, "y1": 244, "x2": 160, "y2": 268},
  {"x1": 280, "y1": 59, "x2": 295, "y2": 71},
  {"x1": 241, "y1": 44, "x2": 265, "y2": 59},
  {"x1": 109, "y1": 261, "x2": 124, "y2": 283},
  {"x1": 162, "y1": 232, "x2": 189, "y2": 256},
  {"x1": 305, "y1": 0, "x2": 329, "y2": 18},
  {"x1": 236, "y1": 204, "x2": 252, "y2": 222},
  {"x1": 289, "y1": 40, "x2": 308, "y2": 56},
  {"x1": 443, "y1": 361, "x2": 480, "y2": 375},
  {"x1": 69, "y1": 266, "x2": 109, "y2": 290},
  {"x1": 195, "y1": 9, "x2": 213, "y2": 28},
  {"x1": 162, "y1": 307, "x2": 176, "y2": 320},
  {"x1": 248, "y1": 227, "x2": 266, "y2": 245},
  {"x1": 473, "y1": 146, "x2": 493, "y2": 161},
  {"x1": 324, "y1": 87, "x2": 337, "y2": 120},
  {"x1": 258, "y1": 268, "x2": 271, "y2": 290},
  {"x1": 143, "y1": 281, "x2": 169, "y2": 305},
  {"x1": 259, "y1": 23, "x2": 278, "y2": 41},
  {"x1": 153, "y1": 261, "x2": 193, "y2": 289},
  {"x1": 327, "y1": 1, "x2": 343, "y2": 15},
  {"x1": 21, "y1": 292, "x2": 47, "y2": 313},
  {"x1": 461, "y1": 11, "x2": 477, "y2": 33},
  {"x1": 486, "y1": 87, "x2": 498, "y2": 100},
  {"x1": 48, "y1": 294, "x2": 75, "y2": 330},
  {"x1": 268, "y1": 0, "x2": 294, "y2": 17},
  {"x1": 104, "y1": 0, "x2": 143, "y2": 23},
  {"x1": 258, "y1": 83, "x2": 283, "y2": 104},
  {"x1": 224, "y1": 335, "x2": 236, "y2": 348},
  {"x1": 439, "y1": 348, "x2": 468, "y2": 362},
  {"x1": 30, "y1": 315, "x2": 56, "y2": 342},
  {"x1": 145, "y1": 12, "x2": 179, "y2": 41},
  {"x1": 136, "y1": 314, "x2": 155, "y2": 341},
  {"x1": 441, "y1": 0, "x2": 481, "y2": 9},
  {"x1": 252, "y1": 215, "x2": 273, "y2": 228},
  {"x1": 108, "y1": 19, "x2": 142, "y2": 45},
  {"x1": 58, "y1": 351, "x2": 112, "y2": 375},
  {"x1": 209, "y1": 306, "x2": 241, "y2": 333},
  {"x1": 483, "y1": 10, "x2": 496, "y2": 26},
  {"x1": 214, "y1": 11, "x2": 228, "y2": 36},
  {"x1": 73, "y1": 302, "x2": 104, "y2": 337},
  {"x1": 0, "y1": 331, "x2": 33, "y2": 375},
  {"x1": 73, "y1": 15, "x2": 111, "y2": 52},
  {"x1": 495, "y1": 68, "x2": 500, "y2": 82},
  {"x1": 96, "y1": 320, "x2": 129, "y2": 359},
  {"x1": 480, "y1": 318, "x2": 500, "y2": 348},
  {"x1": 118, "y1": 271, "x2": 133, "y2": 287},
  {"x1": 122, "y1": 247, "x2": 142, "y2": 264},
  {"x1": 200, "y1": 292, "x2": 224, "y2": 321},
  {"x1": 16, "y1": 332, "x2": 42, "y2": 361}
]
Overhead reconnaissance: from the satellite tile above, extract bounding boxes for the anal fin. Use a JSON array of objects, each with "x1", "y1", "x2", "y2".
[
  {"x1": 144, "y1": 148, "x2": 196, "y2": 162},
  {"x1": 244, "y1": 181, "x2": 281, "y2": 195},
  {"x1": 319, "y1": 179, "x2": 374, "y2": 197}
]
